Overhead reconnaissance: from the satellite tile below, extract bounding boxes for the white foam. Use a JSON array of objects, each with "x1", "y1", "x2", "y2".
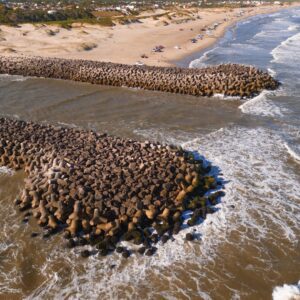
[
  {"x1": 133, "y1": 128, "x2": 198, "y2": 145},
  {"x1": 184, "y1": 126, "x2": 300, "y2": 243},
  {"x1": 284, "y1": 143, "x2": 300, "y2": 163},
  {"x1": 256, "y1": 29, "x2": 291, "y2": 40},
  {"x1": 0, "y1": 113, "x2": 20, "y2": 120},
  {"x1": 268, "y1": 68, "x2": 277, "y2": 77},
  {"x1": 271, "y1": 32, "x2": 300, "y2": 64},
  {"x1": 57, "y1": 121, "x2": 78, "y2": 128},
  {"x1": 0, "y1": 166, "x2": 14, "y2": 176},
  {"x1": 292, "y1": 14, "x2": 300, "y2": 18},
  {"x1": 239, "y1": 90, "x2": 284, "y2": 117},
  {"x1": 254, "y1": 30, "x2": 270, "y2": 38},
  {"x1": 0, "y1": 74, "x2": 28, "y2": 82},
  {"x1": 241, "y1": 20, "x2": 251, "y2": 25},
  {"x1": 272, "y1": 281, "x2": 300, "y2": 300},
  {"x1": 269, "y1": 12, "x2": 281, "y2": 18},
  {"x1": 189, "y1": 47, "x2": 219, "y2": 69},
  {"x1": 288, "y1": 25, "x2": 299, "y2": 31},
  {"x1": 18, "y1": 125, "x2": 300, "y2": 299},
  {"x1": 213, "y1": 93, "x2": 240, "y2": 101}
]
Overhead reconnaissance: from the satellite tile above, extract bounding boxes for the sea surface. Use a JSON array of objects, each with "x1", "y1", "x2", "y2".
[{"x1": 0, "y1": 7, "x2": 300, "y2": 300}]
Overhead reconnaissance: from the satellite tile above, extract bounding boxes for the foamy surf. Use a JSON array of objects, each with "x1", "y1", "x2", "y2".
[
  {"x1": 212, "y1": 93, "x2": 240, "y2": 101},
  {"x1": 22, "y1": 124, "x2": 300, "y2": 299},
  {"x1": 0, "y1": 74, "x2": 28, "y2": 82},
  {"x1": 238, "y1": 90, "x2": 284, "y2": 117},
  {"x1": 183, "y1": 125, "x2": 300, "y2": 244},
  {"x1": 288, "y1": 25, "x2": 299, "y2": 31},
  {"x1": 272, "y1": 281, "x2": 300, "y2": 300},
  {"x1": 268, "y1": 68, "x2": 277, "y2": 77},
  {"x1": 17, "y1": 128, "x2": 227, "y2": 300},
  {"x1": 57, "y1": 121, "x2": 79, "y2": 128},
  {"x1": 285, "y1": 143, "x2": 300, "y2": 163},
  {"x1": 0, "y1": 166, "x2": 14, "y2": 176},
  {"x1": 189, "y1": 47, "x2": 219, "y2": 69},
  {"x1": 271, "y1": 32, "x2": 300, "y2": 64},
  {"x1": 133, "y1": 128, "x2": 199, "y2": 145}
]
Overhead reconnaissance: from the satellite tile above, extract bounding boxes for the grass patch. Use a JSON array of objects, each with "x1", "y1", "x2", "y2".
[{"x1": 41, "y1": 17, "x2": 115, "y2": 27}]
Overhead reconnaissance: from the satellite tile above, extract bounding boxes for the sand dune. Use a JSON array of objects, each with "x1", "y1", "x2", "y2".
[{"x1": 0, "y1": 3, "x2": 298, "y2": 66}]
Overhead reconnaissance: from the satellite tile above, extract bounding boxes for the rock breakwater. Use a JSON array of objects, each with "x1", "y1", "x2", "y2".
[
  {"x1": 0, "y1": 56, "x2": 279, "y2": 98},
  {"x1": 0, "y1": 117, "x2": 223, "y2": 257}
]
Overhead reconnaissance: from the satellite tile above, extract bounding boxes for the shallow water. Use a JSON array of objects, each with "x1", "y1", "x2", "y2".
[{"x1": 0, "y1": 6, "x2": 300, "y2": 300}]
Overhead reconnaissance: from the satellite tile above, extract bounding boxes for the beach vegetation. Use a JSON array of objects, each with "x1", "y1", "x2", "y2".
[
  {"x1": 0, "y1": 5, "x2": 95, "y2": 26},
  {"x1": 0, "y1": 0, "x2": 296, "y2": 27}
]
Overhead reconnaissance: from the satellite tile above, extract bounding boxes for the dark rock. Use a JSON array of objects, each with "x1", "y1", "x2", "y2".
[
  {"x1": 64, "y1": 231, "x2": 71, "y2": 240},
  {"x1": 42, "y1": 231, "x2": 51, "y2": 239},
  {"x1": 78, "y1": 237, "x2": 88, "y2": 246},
  {"x1": 161, "y1": 235, "x2": 169, "y2": 244},
  {"x1": 0, "y1": 56, "x2": 279, "y2": 99},
  {"x1": 66, "y1": 239, "x2": 76, "y2": 248},
  {"x1": 151, "y1": 234, "x2": 159, "y2": 244},
  {"x1": 0, "y1": 116, "x2": 225, "y2": 256},
  {"x1": 122, "y1": 250, "x2": 130, "y2": 258},
  {"x1": 99, "y1": 248, "x2": 108, "y2": 256},
  {"x1": 116, "y1": 246, "x2": 124, "y2": 253},
  {"x1": 145, "y1": 247, "x2": 157, "y2": 256},
  {"x1": 138, "y1": 247, "x2": 146, "y2": 255},
  {"x1": 22, "y1": 218, "x2": 29, "y2": 224},
  {"x1": 81, "y1": 250, "x2": 90, "y2": 258},
  {"x1": 185, "y1": 233, "x2": 194, "y2": 241}
]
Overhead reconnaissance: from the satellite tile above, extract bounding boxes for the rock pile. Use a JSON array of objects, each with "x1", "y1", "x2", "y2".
[
  {"x1": 0, "y1": 117, "x2": 223, "y2": 257},
  {"x1": 0, "y1": 55, "x2": 279, "y2": 98}
]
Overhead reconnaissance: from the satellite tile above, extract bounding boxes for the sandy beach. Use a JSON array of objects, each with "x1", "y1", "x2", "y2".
[{"x1": 0, "y1": 3, "x2": 298, "y2": 67}]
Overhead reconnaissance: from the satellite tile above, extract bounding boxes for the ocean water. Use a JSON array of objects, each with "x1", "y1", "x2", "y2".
[{"x1": 0, "y1": 6, "x2": 300, "y2": 299}]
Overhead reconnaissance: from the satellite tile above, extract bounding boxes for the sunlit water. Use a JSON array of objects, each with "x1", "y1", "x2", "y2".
[{"x1": 0, "y1": 6, "x2": 300, "y2": 299}]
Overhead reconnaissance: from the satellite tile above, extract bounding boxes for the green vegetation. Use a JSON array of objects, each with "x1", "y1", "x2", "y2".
[
  {"x1": 44, "y1": 17, "x2": 114, "y2": 28},
  {"x1": 0, "y1": 4, "x2": 95, "y2": 25},
  {"x1": 0, "y1": 0, "x2": 295, "y2": 26}
]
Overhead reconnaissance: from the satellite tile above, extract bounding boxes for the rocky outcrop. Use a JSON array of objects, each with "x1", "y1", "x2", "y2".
[
  {"x1": 0, "y1": 117, "x2": 223, "y2": 257},
  {"x1": 0, "y1": 56, "x2": 279, "y2": 98}
]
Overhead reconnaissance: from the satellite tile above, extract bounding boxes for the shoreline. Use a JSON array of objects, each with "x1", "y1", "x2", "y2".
[
  {"x1": 0, "y1": 3, "x2": 299, "y2": 67},
  {"x1": 174, "y1": 20, "x2": 237, "y2": 68},
  {"x1": 170, "y1": 3, "x2": 300, "y2": 67},
  {"x1": 0, "y1": 6, "x2": 299, "y2": 299}
]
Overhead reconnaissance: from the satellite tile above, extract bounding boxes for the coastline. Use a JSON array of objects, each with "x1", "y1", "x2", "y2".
[
  {"x1": 170, "y1": 2, "x2": 300, "y2": 67},
  {"x1": 0, "y1": 3, "x2": 299, "y2": 67},
  {"x1": 0, "y1": 6, "x2": 300, "y2": 299}
]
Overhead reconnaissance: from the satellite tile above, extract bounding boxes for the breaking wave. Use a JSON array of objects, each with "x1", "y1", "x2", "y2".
[
  {"x1": 0, "y1": 74, "x2": 28, "y2": 82},
  {"x1": 0, "y1": 166, "x2": 14, "y2": 176},
  {"x1": 17, "y1": 125, "x2": 299, "y2": 299},
  {"x1": 271, "y1": 32, "x2": 300, "y2": 64},
  {"x1": 238, "y1": 90, "x2": 285, "y2": 117},
  {"x1": 285, "y1": 143, "x2": 300, "y2": 163},
  {"x1": 189, "y1": 47, "x2": 219, "y2": 68},
  {"x1": 272, "y1": 281, "x2": 300, "y2": 300}
]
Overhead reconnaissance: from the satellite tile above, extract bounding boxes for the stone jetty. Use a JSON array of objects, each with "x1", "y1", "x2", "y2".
[
  {"x1": 0, "y1": 56, "x2": 279, "y2": 98},
  {"x1": 0, "y1": 117, "x2": 223, "y2": 257}
]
